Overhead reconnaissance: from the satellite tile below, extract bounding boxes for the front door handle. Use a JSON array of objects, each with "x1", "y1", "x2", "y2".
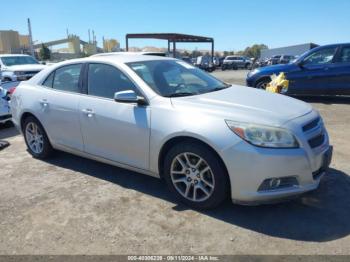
[
  {"x1": 82, "y1": 108, "x2": 95, "y2": 118},
  {"x1": 39, "y1": 99, "x2": 49, "y2": 107}
]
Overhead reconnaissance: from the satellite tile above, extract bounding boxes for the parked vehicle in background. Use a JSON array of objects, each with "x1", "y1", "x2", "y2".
[
  {"x1": 222, "y1": 56, "x2": 252, "y2": 70},
  {"x1": 181, "y1": 57, "x2": 193, "y2": 64},
  {"x1": 1, "y1": 81, "x2": 20, "y2": 96},
  {"x1": 213, "y1": 56, "x2": 221, "y2": 67},
  {"x1": 11, "y1": 54, "x2": 332, "y2": 209},
  {"x1": 0, "y1": 86, "x2": 12, "y2": 126},
  {"x1": 195, "y1": 55, "x2": 215, "y2": 72},
  {"x1": 247, "y1": 43, "x2": 350, "y2": 95},
  {"x1": 0, "y1": 54, "x2": 47, "y2": 82},
  {"x1": 267, "y1": 55, "x2": 295, "y2": 65},
  {"x1": 252, "y1": 58, "x2": 269, "y2": 69},
  {"x1": 280, "y1": 55, "x2": 295, "y2": 64}
]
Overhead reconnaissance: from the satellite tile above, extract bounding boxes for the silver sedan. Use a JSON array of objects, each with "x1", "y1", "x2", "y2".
[{"x1": 10, "y1": 54, "x2": 332, "y2": 209}]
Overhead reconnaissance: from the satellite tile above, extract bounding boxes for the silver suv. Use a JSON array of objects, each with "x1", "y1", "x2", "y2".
[{"x1": 222, "y1": 56, "x2": 252, "y2": 70}]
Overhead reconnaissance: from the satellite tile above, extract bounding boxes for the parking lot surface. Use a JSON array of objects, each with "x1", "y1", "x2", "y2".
[{"x1": 0, "y1": 70, "x2": 349, "y2": 255}]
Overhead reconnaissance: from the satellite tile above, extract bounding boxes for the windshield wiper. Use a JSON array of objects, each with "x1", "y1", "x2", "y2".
[
  {"x1": 166, "y1": 92, "x2": 196, "y2": 97},
  {"x1": 207, "y1": 84, "x2": 232, "y2": 93}
]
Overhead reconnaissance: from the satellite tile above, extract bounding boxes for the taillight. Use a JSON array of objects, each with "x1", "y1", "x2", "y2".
[{"x1": 8, "y1": 87, "x2": 16, "y2": 94}]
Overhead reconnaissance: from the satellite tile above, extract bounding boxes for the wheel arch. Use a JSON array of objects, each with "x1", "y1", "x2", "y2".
[
  {"x1": 20, "y1": 112, "x2": 44, "y2": 133},
  {"x1": 255, "y1": 75, "x2": 272, "y2": 87}
]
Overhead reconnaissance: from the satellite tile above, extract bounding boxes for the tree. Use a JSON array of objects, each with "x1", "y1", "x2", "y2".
[
  {"x1": 191, "y1": 50, "x2": 203, "y2": 58},
  {"x1": 223, "y1": 51, "x2": 230, "y2": 57},
  {"x1": 182, "y1": 50, "x2": 190, "y2": 57},
  {"x1": 39, "y1": 44, "x2": 51, "y2": 60},
  {"x1": 243, "y1": 44, "x2": 268, "y2": 59}
]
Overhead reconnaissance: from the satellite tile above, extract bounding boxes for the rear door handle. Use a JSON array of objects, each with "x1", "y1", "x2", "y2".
[{"x1": 82, "y1": 108, "x2": 95, "y2": 118}]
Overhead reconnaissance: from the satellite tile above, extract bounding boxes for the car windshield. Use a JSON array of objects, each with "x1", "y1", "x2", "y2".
[
  {"x1": 1, "y1": 56, "x2": 39, "y2": 66},
  {"x1": 127, "y1": 60, "x2": 230, "y2": 97}
]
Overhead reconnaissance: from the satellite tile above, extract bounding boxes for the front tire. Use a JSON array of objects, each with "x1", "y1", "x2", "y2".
[
  {"x1": 163, "y1": 142, "x2": 229, "y2": 209},
  {"x1": 255, "y1": 78, "x2": 271, "y2": 90},
  {"x1": 23, "y1": 116, "x2": 53, "y2": 159}
]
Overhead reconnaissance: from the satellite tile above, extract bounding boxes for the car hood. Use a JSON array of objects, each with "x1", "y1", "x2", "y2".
[
  {"x1": 170, "y1": 85, "x2": 312, "y2": 127},
  {"x1": 2, "y1": 64, "x2": 47, "y2": 71}
]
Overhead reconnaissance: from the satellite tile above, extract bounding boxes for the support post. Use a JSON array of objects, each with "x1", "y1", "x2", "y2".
[
  {"x1": 173, "y1": 41, "x2": 176, "y2": 58},
  {"x1": 27, "y1": 18, "x2": 34, "y2": 57},
  {"x1": 126, "y1": 36, "x2": 129, "y2": 51},
  {"x1": 211, "y1": 40, "x2": 214, "y2": 63}
]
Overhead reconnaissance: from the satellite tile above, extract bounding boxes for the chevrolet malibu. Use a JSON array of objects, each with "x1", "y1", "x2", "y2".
[{"x1": 10, "y1": 54, "x2": 332, "y2": 209}]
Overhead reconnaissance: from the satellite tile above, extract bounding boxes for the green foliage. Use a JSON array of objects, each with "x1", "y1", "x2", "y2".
[
  {"x1": 182, "y1": 50, "x2": 190, "y2": 57},
  {"x1": 222, "y1": 44, "x2": 268, "y2": 58},
  {"x1": 242, "y1": 44, "x2": 268, "y2": 59},
  {"x1": 79, "y1": 52, "x2": 89, "y2": 58},
  {"x1": 39, "y1": 44, "x2": 51, "y2": 60},
  {"x1": 191, "y1": 50, "x2": 203, "y2": 58}
]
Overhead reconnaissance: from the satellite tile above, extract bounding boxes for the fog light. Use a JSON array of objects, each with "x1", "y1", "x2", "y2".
[{"x1": 258, "y1": 176, "x2": 298, "y2": 192}]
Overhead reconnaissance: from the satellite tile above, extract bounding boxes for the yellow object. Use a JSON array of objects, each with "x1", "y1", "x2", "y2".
[{"x1": 266, "y1": 72, "x2": 289, "y2": 94}]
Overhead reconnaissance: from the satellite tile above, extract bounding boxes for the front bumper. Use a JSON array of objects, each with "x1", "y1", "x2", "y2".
[
  {"x1": 220, "y1": 112, "x2": 332, "y2": 204},
  {"x1": 0, "y1": 114, "x2": 12, "y2": 124}
]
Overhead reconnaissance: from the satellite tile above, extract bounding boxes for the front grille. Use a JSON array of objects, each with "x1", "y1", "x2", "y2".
[
  {"x1": 308, "y1": 134, "x2": 325, "y2": 148},
  {"x1": 302, "y1": 117, "x2": 320, "y2": 132},
  {"x1": 0, "y1": 114, "x2": 11, "y2": 121},
  {"x1": 24, "y1": 71, "x2": 40, "y2": 75}
]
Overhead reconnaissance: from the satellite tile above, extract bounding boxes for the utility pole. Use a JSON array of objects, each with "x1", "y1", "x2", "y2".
[{"x1": 27, "y1": 18, "x2": 34, "y2": 56}]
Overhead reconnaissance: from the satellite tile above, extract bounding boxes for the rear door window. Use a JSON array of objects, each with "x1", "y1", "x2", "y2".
[
  {"x1": 42, "y1": 72, "x2": 54, "y2": 88},
  {"x1": 52, "y1": 64, "x2": 82, "y2": 93}
]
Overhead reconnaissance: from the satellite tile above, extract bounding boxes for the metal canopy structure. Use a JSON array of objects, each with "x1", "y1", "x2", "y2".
[{"x1": 125, "y1": 33, "x2": 214, "y2": 59}]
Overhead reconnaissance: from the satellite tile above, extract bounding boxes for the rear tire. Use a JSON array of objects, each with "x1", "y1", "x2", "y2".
[
  {"x1": 23, "y1": 116, "x2": 53, "y2": 159},
  {"x1": 163, "y1": 142, "x2": 229, "y2": 209}
]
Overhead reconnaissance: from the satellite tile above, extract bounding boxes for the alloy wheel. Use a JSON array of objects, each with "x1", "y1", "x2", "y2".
[
  {"x1": 170, "y1": 152, "x2": 215, "y2": 202},
  {"x1": 25, "y1": 122, "x2": 44, "y2": 154}
]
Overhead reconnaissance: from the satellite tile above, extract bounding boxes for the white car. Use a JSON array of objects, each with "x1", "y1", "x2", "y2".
[
  {"x1": 0, "y1": 54, "x2": 46, "y2": 82},
  {"x1": 11, "y1": 54, "x2": 332, "y2": 209}
]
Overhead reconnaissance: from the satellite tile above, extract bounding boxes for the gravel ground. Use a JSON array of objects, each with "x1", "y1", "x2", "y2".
[{"x1": 0, "y1": 70, "x2": 349, "y2": 255}]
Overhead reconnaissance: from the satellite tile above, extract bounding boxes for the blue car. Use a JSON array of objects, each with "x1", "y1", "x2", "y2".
[{"x1": 246, "y1": 43, "x2": 350, "y2": 95}]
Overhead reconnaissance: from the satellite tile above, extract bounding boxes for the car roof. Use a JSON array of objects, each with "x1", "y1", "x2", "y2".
[
  {"x1": 29, "y1": 54, "x2": 177, "y2": 74},
  {"x1": 91, "y1": 51, "x2": 166, "y2": 57},
  {"x1": 71, "y1": 54, "x2": 176, "y2": 65},
  {"x1": 0, "y1": 54, "x2": 32, "y2": 57}
]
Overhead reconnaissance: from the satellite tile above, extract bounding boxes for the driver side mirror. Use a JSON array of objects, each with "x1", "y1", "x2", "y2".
[
  {"x1": 114, "y1": 90, "x2": 147, "y2": 106},
  {"x1": 296, "y1": 60, "x2": 305, "y2": 69}
]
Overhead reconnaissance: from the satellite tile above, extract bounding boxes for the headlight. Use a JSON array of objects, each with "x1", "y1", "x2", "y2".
[
  {"x1": 14, "y1": 71, "x2": 25, "y2": 76},
  {"x1": 250, "y1": 69, "x2": 259, "y2": 75},
  {"x1": 225, "y1": 120, "x2": 299, "y2": 148}
]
